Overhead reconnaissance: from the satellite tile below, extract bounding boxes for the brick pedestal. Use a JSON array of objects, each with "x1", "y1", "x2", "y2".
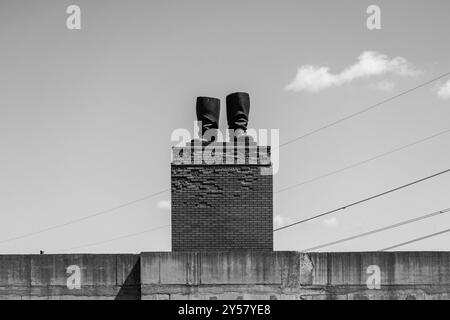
[{"x1": 171, "y1": 141, "x2": 273, "y2": 251}]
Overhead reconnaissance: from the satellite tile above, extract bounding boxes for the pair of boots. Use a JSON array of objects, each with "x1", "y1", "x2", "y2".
[{"x1": 196, "y1": 92, "x2": 250, "y2": 143}]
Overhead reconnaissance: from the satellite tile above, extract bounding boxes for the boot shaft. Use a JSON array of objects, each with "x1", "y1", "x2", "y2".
[
  {"x1": 226, "y1": 92, "x2": 250, "y2": 132},
  {"x1": 196, "y1": 96, "x2": 220, "y2": 137}
]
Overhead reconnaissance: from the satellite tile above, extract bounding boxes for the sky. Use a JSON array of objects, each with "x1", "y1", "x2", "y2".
[{"x1": 0, "y1": 0, "x2": 449, "y2": 254}]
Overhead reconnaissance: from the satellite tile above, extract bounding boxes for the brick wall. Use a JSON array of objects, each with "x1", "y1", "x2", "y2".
[{"x1": 171, "y1": 141, "x2": 273, "y2": 251}]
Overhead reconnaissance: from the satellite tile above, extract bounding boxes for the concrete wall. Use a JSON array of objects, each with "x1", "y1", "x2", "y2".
[
  {"x1": 1, "y1": 251, "x2": 450, "y2": 300},
  {"x1": 0, "y1": 254, "x2": 140, "y2": 300},
  {"x1": 141, "y1": 251, "x2": 450, "y2": 300}
]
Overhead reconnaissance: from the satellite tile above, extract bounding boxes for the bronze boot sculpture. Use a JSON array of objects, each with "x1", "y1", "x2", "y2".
[
  {"x1": 195, "y1": 96, "x2": 220, "y2": 143},
  {"x1": 226, "y1": 92, "x2": 251, "y2": 140}
]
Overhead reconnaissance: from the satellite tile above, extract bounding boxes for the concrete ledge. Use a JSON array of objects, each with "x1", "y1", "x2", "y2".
[
  {"x1": 308, "y1": 252, "x2": 450, "y2": 286},
  {"x1": 140, "y1": 251, "x2": 450, "y2": 300},
  {"x1": 0, "y1": 254, "x2": 140, "y2": 300},
  {"x1": 1, "y1": 251, "x2": 450, "y2": 299},
  {"x1": 141, "y1": 251, "x2": 282, "y2": 286}
]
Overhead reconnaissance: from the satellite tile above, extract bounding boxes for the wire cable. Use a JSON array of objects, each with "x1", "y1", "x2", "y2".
[
  {"x1": 274, "y1": 168, "x2": 450, "y2": 232},
  {"x1": 300, "y1": 208, "x2": 450, "y2": 252},
  {"x1": 279, "y1": 72, "x2": 450, "y2": 148},
  {"x1": 49, "y1": 224, "x2": 171, "y2": 253},
  {"x1": 380, "y1": 227, "x2": 450, "y2": 251},
  {"x1": 0, "y1": 188, "x2": 170, "y2": 245},
  {"x1": 3, "y1": 73, "x2": 450, "y2": 248},
  {"x1": 275, "y1": 128, "x2": 450, "y2": 194}
]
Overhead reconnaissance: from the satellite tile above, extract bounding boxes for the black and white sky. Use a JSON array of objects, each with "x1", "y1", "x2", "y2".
[{"x1": 0, "y1": 0, "x2": 449, "y2": 253}]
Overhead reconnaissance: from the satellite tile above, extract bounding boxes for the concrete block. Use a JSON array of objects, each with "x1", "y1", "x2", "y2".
[
  {"x1": 0, "y1": 255, "x2": 31, "y2": 287},
  {"x1": 141, "y1": 252, "x2": 199, "y2": 285},
  {"x1": 307, "y1": 252, "x2": 450, "y2": 287},
  {"x1": 30, "y1": 254, "x2": 117, "y2": 286},
  {"x1": 199, "y1": 251, "x2": 280, "y2": 285}
]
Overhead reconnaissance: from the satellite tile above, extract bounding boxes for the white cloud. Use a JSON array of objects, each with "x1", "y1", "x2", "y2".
[
  {"x1": 156, "y1": 200, "x2": 171, "y2": 212},
  {"x1": 285, "y1": 51, "x2": 419, "y2": 93},
  {"x1": 369, "y1": 79, "x2": 396, "y2": 92},
  {"x1": 436, "y1": 80, "x2": 450, "y2": 100},
  {"x1": 274, "y1": 215, "x2": 291, "y2": 228},
  {"x1": 322, "y1": 217, "x2": 339, "y2": 227}
]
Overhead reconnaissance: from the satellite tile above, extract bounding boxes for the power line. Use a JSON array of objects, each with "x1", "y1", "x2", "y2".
[
  {"x1": 275, "y1": 128, "x2": 450, "y2": 194},
  {"x1": 50, "y1": 224, "x2": 171, "y2": 253},
  {"x1": 3, "y1": 74, "x2": 449, "y2": 248},
  {"x1": 3, "y1": 128, "x2": 449, "y2": 247},
  {"x1": 0, "y1": 188, "x2": 170, "y2": 246},
  {"x1": 380, "y1": 227, "x2": 450, "y2": 251},
  {"x1": 300, "y1": 208, "x2": 450, "y2": 252},
  {"x1": 6, "y1": 163, "x2": 449, "y2": 245},
  {"x1": 273, "y1": 168, "x2": 450, "y2": 232},
  {"x1": 279, "y1": 72, "x2": 450, "y2": 148}
]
